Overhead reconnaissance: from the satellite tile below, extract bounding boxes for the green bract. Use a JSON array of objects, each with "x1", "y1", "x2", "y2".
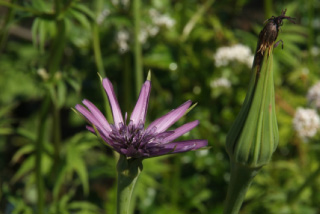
[{"x1": 226, "y1": 46, "x2": 279, "y2": 169}]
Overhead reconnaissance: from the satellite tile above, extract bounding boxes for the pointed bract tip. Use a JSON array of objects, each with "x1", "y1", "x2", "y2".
[
  {"x1": 71, "y1": 107, "x2": 79, "y2": 115},
  {"x1": 185, "y1": 102, "x2": 198, "y2": 116},
  {"x1": 97, "y1": 73, "x2": 103, "y2": 82},
  {"x1": 147, "y1": 70, "x2": 151, "y2": 81}
]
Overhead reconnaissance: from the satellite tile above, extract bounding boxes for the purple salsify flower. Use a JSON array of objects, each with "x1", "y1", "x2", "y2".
[{"x1": 75, "y1": 77, "x2": 208, "y2": 159}]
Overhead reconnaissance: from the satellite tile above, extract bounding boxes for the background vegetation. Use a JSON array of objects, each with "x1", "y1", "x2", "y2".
[{"x1": 0, "y1": 0, "x2": 319, "y2": 213}]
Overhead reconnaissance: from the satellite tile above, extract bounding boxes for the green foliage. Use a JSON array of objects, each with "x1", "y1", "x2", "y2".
[{"x1": 0, "y1": 0, "x2": 320, "y2": 213}]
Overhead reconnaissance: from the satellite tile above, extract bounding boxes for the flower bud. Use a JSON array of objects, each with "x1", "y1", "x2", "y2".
[{"x1": 226, "y1": 46, "x2": 279, "y2": 169}]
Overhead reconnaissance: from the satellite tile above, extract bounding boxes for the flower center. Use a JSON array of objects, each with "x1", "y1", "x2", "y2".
[{"x1": 108, "y1": 121, "x2": 169, "y2": 158}]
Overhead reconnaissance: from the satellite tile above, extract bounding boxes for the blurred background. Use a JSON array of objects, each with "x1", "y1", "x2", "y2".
[{"x1": 0, "y1": 0, "x2": 319, "y2": 213}]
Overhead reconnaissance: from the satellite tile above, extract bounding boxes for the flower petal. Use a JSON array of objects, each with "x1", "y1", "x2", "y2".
[
  {"x1": 86, "y1": 125, "x2": 120, "y2": 149},
  {"x1": 130, "y1": 80, "x2": 151, "y2": 125},
  {"x1": 163, "y1": 120, "x2": 199, "y2": 142},
  {"x1": 82, "y1": 99, "x2": 112, "y2": 132},
  {"x1": 164, "y1": 140, "x2": 208, "y2": 152},
  {"x1": 75, "y1": 104, "x2": 103, "y2": 130},
  {"x1": 147, "y1": 100, "x2": 192, "y2": 133},
  {"x1": 75, "y1": 104, "x2": 111, "y2": 138},
  {"x1": 102, "y1": 78, "x2": 124, "y2": 128},
  {"x1": 148, "y1": 139, "x2": 208, "y2": 157}
]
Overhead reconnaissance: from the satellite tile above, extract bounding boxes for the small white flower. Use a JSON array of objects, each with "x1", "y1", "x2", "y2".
[
  {"x1": 139, "y1": 24, "x2": 160, "y2": 44},
  {"x1": 196, "y1": 149, "x2": 209, "y2": 157},
  {"x1": 307, "y1": 82, "x2": 320, "y2": 109},
  {"x1": 116, "y1": 30, "x2": 130, "y2": 53},
  {"x1": 112, "y1": 0, "x2": 129, "y2": 8},
  {"x1": 139, "y1": 29, "x2": 149, "y2": 44},
  {"x1": 121, "y1": 0, "x2": 130, "y2": 7},
  {"x1": 111, "y1": 0, "x2": 119, "y2": 6},
  {"x1": 311, "y1": 46, "x2": 320, "y2": 56},
  {"x1": 210, "y1": 77, "x2": 231, "y2": 89},
  {"x1": 169, "y1": 62, "x2": 178, "y2": 71},
  {"x1": 147, "y1": 25, "x2": 159, "y2": 36},
  {"x1": 293, "y1": 107, "x2": 320, "y2": 138},
  {"x1": 138, "y1": 10, "x2": 174, "y2": 44},
  {"x1": 37, "y1": 68, "x2": 49, "y2": 80},
  {"x1": 214, "y1": 44, "x2": 253, "y2": 68},
  {"x1": 97, "y1": 8, "x2": 110, "y2": 25},
  {"x1": 149, "y1": 9, "x2": 175, "y2": 29}
]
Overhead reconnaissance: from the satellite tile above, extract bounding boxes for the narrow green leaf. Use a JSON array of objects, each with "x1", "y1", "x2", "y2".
[
  {"x1": 72, "y1": 4, "x2": 96, "y2": 22},
  {"x1": 31, "y1": 18, "x2": 40, "y2": 48},
  {"x1": 69, "y1": 9, "x2": 91, "y2": 30},
  {"x1": 53, "y1": 166, "x2": 68, "y2": 200},
  {"x1": 11, "y1": 144, "x2": 34, "y2": 164},
  {"x1": 67, "y1": 147, "x2": 89, "y2": 195},
  {"x1": 11, "y1": 156, "x2": 35, "y2": 183}
]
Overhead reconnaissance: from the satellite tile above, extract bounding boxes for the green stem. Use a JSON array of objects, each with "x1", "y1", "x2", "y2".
[
  {"x1": 52, "y1": 97, "x2": 61, "y2": 169},
  {"x1": 48, "y1": 19, "x2": 66, "y2": 75},
  {"x1": 117, "y1": 155, "x2": 142, "y2": 214},
  {"x1": 54, "y1": 0, "x2": 61, "y2": 14},
  {"x1": 0, "y1": 0, "x2": 16, "y2": 52},
  {"x1": 92, "y1": 23, "x2": 105, "y2": 77},
  {"x1": 263, "y1": 0, "x2": 272, "y2": 19},
  {"x1": 223, "y1": 161, "x2": 260, "y2": 214},
  {"x1": 133, "y1": 0, "x2": 143, "y2": 97},
  {"x1": 181, "y1": 0, "x2": 215, "y2": 42},
  {"x1": 92, "y1": 22, "x2": 113, "y2": 122},
  {"x1": 123, "y1": 53, "x2": 132, "y2": 113},
  {"x1": 35, "y1": 95, "x2": 51, "y2": 214},
  {"x1": 307, "y1": 0, "x2": 316, "y2": 72},
  {"x1": 288, "y1": 165, "x2": 320, "y2": 202},
  {"x1": 47, "y1": 19, "x2": 66, "y2": 172},
  {"x1": 171, "y1": 157, "x2": 181, "y2": 206}
]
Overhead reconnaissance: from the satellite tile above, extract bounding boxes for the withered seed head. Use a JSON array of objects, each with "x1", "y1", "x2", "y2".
[
  {"x1": 257, "y1": 9, "x2": 295, "y2": 54},
  {"x1": 253, "y1": 9, "x2": 295, "y2": 71}
]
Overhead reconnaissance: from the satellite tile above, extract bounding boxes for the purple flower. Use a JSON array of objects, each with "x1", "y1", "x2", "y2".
[{"x1": 75, "y1": 77, "x2": 207, "y2": 158}]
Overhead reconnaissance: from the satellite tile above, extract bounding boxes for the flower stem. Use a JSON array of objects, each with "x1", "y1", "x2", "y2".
[
  {"x1": 36, "y1": 95, "x2": 50, "y2": 214},
  {"x1": 263, "y1": 0, "x2": 272, "y2": 19},
  {"x1": 92, "y1": 23, "x2": 106, "y2": 77},
  {"x1": 48, "y1": 19, "x2": 65, "y2": 76},
  {"x1": 116, "y1": 155, "x2": 142, "y2": 214},
  {"x1": 133, "y1": 0, "x2": 143, "y2": 97},
  {"x1": 47, "y1": 19, "x2": 66, "y2": 173},
  {"x1": 224, "y1": 161, "x2": 260, "y2": 214},
  {"x1": 91, "y1": 0, "x2": 113, "y2": 122},
  {"x1": 123, "y1": 53, "x2": 132, "y2": 113}
]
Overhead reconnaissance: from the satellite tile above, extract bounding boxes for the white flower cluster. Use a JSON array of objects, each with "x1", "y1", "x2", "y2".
[
  {"x1": 214, "y1": 44, "x2": 254, "y2": 68},
  {"x1": 139, "y1": 9, "x2": 175, "y2": 44},
  {"x1": 116, "y1": 30, "x2": 130, "y2": 54},
  {"x1": 210, "y1": 77, "x2": 231, "y2": 89},
  {"x1": 149, "y1": 9, "x2": 175, "y2": 28},
  {"x1": 293, "y1": 107, "x2": 320, "y2": 138},
  {"x1": 311, "y1": 46, "x2": 320, "y2": 56},
  {"x1": 139, "y1": 25, "x2": 160, "y2": 43},
  {"x1": 112, "y1": 0, "x2": 130, "y2": 8},
  {"x1": 307, "y1": 82, "x2": 320, "y2": 109},
  {"x1": 96, "y1": 9, "x2": 110, "y2": 25}
]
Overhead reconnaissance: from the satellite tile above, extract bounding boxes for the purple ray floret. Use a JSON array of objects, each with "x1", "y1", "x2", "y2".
[{"x1": 75, "y1": 78, "x2": 208, "y2": 158}]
